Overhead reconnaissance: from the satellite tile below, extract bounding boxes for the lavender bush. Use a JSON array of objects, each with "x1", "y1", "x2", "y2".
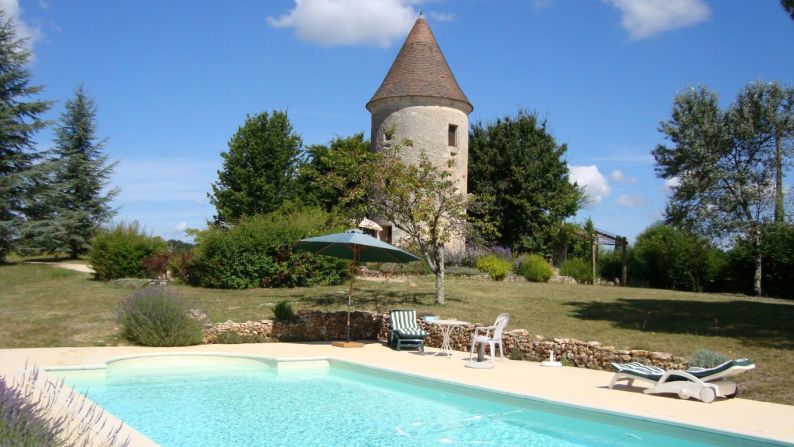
[
  {"x1": 117, "y1": 286, "x2": 204, "y2": 347},
  {"x1": 0, "y1": 365, "x2": 128, "y2": 446}
]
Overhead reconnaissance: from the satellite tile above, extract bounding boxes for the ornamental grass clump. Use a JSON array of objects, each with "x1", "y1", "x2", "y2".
[
  {"x1": 516, "y1": 254, "x2": 553, "y2": 283},
  {"x1": 272, "y1": 300, "x2": 298, "y2": 321},
  {"x1": 0, "y1": 366, "x2": 128, "y2": 447},
  {"x1": 117, "y1": 287, "x2": 204, "y2": 347}
]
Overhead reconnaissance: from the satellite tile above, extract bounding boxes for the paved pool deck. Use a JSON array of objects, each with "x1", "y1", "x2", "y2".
[{"x1": 1, "y1": 342, "x2": 792, "y2": 446}]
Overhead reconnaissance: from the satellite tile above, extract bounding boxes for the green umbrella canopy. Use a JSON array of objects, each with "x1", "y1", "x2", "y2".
[
  {"x1": 294, "y1": 229, "x2": 419, "y2": 343},
  {"x1": 294, "y1": 229, "x2": 420, "y2": 263}
]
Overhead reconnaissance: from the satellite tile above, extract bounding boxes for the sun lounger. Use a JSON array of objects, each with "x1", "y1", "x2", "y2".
[
  {"x1": 389, "y1": 309, "x2": 428, "y2": 351},
  {"x1": 608, "y1": 358, "x2": 755, "y2": 403}
]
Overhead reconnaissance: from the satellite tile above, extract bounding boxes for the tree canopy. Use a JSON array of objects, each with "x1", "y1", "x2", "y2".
[
  {"x1": 0, "y1": 12, "x2": 51, "y2": 262},
  {"x1": 468, "y1": 110, "x2": 582, "y2": 254},
  {"x1": 298, "y1": 132, "x2": 376, "y2": 217},
  {"x1": 653, "y1": 83, "x2": 793, "y2": 295},
  {"x1": 367, "y1": 142, "x2": 477, "y2": 305},
  {"x1": 209, "y1": 110, "x2": 302, "y2": 224},
  {"x1": 20, "y1": 85, "x2": 118, "y2": 258}
]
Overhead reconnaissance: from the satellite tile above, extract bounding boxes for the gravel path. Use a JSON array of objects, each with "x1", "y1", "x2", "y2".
[{"x1": 25, "y1": 261, "x2": 95, "y2": 273}]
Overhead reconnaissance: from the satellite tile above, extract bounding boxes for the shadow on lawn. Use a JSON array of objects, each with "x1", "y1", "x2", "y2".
[{"x1": 564, "y1": 298, "x2": 794, "y2": 350}]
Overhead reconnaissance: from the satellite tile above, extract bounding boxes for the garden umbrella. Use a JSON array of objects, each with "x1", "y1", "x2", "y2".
[{"x1": 294, "y1": 229, "x2": 420, "y2": 342}]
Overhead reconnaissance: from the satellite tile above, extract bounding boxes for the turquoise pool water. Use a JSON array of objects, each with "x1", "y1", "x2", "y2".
[{"x1": 50, "y1": 355, "x2": 788, "y2": 447}]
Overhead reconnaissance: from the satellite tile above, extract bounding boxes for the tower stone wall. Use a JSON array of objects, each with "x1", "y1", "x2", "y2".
[
  {"x1": 366, "y1": 15, "x2": 472, "y2": 252},
  {"x1": 369, "y1": 96, "x2": 469, "y2": 194}
]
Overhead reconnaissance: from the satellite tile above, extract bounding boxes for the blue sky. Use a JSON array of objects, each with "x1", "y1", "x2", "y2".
[{"x1": 8, "y1": 0, "x2": 794, "y2": 242}]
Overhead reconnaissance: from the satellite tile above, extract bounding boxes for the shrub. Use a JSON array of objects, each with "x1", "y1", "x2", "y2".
[
  {"x1": 475, "y1": 254, "x2": 512, "y2": 280},
  {"x1": 516, "y1": 254, "x2": 553, "y2": 282},
  {"x1": 722, "y1": 223, "x2": 794, "y2": 298},
  {"x1": 559, "y1": 257, "x2": 592, "y2": 284},
  {"x1": 630, "y1": 224, "x2": 724, "y2": 292},
  {"x1": 690, "y1": 348, "x2": 731, "y2": 368},
  {"x1": 89, "y1": 222, "x2": 167, "y2": 280},
  {"x1": 140, "y1": 252, "x2": 172, "y2": 279},
  {"x1": 0, "y1": 367, "x2": 128, "y2": 447},
  {"x1": 598, "y1": 250, "x2": 624, "y2": 284},
  {"x1": 117, "y1": 287, "x2": 204, "y2": 346},
  {"x1": 273, "y1": 300, "x2": 298, "y2": 321},
  {"x1": 188, "y1": 207, "x2": 349, "y2": 289}
]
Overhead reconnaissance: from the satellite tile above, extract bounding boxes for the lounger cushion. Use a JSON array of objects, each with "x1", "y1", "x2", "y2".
[
  {"x1": 393, "y1": 328, "x2": 428, "y2": 339},
  {"x1": 611, "y1": 358, "x2": 753, "y2": 382}
]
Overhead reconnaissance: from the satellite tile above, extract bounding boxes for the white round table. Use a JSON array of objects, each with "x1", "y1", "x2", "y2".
[{"x1": 430, "y1": 319, "x2": 469, "y2": 357}]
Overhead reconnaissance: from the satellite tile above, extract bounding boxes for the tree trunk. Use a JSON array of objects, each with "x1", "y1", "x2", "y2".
[
  {"x1": 434, "y1": 250, "x2": 445, "y2": 305},
  {"x1": 774, "y1": 129, "x2": 784, "y2": 222},
  {"x1": 70, "y1": 243, "x2": 80, "y2": 260},
  {"x1": 753, "y1": 229, "x2": 763, "y2": 296}
]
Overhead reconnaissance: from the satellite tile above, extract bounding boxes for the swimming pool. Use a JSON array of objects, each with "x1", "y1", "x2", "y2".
[{"x1": 48, "y1": 354, "x2": 790, "y2": 447}]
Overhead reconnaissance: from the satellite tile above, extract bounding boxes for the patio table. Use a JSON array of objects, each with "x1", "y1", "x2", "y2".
[{"x1": 430, "y1": 319, "x2": 469, "y2": 357}]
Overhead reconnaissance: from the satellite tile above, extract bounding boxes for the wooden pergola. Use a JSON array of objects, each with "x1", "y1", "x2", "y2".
[{"x1": 572, "y1": 227, "x2": 628, "y2": 286}]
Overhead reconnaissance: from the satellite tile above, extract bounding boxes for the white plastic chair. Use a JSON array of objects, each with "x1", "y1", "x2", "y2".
[{"x1": 469, "y1": 313, "x2": 509, "y2": 361}]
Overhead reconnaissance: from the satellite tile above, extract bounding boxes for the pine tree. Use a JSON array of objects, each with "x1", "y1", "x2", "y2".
[
  {"x1": 48, "y1": 86, "x2": 118, "y2": 258},
  {"x1": 0, "y1": 12, "x2": 50, "y2": 262}
]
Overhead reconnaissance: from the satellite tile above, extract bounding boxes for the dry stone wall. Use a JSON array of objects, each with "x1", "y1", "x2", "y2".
[{"x1": 205, "y1": 311, "x2": 688, "y2": 370}]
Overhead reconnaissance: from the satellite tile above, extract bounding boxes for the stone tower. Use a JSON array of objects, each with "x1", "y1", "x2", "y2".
[{"x1": 366, "y1": 14, "x2": 472, "y2": 248}]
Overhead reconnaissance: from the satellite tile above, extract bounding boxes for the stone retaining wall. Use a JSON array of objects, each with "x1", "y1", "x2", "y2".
[{"x1": 205, "y1": 311, "x2": 688, "y2": 370}]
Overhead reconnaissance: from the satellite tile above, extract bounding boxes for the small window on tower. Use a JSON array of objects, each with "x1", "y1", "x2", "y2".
[{"x1": 448, "y1": 124, "x2": 458, "y2": 147}]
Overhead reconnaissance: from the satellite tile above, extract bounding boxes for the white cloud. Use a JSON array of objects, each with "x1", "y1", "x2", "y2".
[
  {"x1": 610, "y1": 169, "x2": 636, "y2": 184},
  {"x1": 616, "y1": 194, "x2": 646, "y2": 208},
  {"x1": 569, "y1": 165, "x2": 611, "y2": 206},
  {"x1": 607, "y1": 0, "x2": 710, "y2": 40},
  {"x1": 0, "y1": 0, "x2": 42, "y2": 50},
  {"x1": 173, "y1": 221, "x2": 188, "y2": 232},
  {"x1": 267, "y1": 0, "x2": 426, "y2": 48}
]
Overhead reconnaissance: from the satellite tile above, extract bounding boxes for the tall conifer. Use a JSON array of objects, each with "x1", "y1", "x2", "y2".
[
  {"x1": 48, "y1": 86, "x2": 118, "y2": 258},
  {"x1": 0, "y1": 11, "x2": 50, "y2": 262}
]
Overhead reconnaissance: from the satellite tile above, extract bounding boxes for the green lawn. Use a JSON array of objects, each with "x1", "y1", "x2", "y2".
[{"x1": 2, "y1": 263, "x2": 792, "y2": 405}]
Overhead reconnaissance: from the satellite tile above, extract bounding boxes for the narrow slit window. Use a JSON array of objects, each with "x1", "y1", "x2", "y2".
[{"x1": 448, "y1": 124, "x2": 458, "y2": 147}]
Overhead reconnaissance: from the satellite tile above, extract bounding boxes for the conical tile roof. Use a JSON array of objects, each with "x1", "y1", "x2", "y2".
[{"x1": 367, "y1": 16, "x2": 472, "y2": 112}]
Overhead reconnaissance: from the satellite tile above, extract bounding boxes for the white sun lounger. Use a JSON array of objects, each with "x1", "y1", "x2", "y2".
[{"x1": 608, "y1": 358, "x2": 755, "y2": 403}]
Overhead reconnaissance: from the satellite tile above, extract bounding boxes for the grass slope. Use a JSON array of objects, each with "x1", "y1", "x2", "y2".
[{"x1": 1, "y1": 264, "x2": 792, "y2": 405}]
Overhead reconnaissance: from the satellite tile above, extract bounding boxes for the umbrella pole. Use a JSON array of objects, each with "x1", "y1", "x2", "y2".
[{"x1": 347, "y1": 262, "x2": 354, "y2": 342}]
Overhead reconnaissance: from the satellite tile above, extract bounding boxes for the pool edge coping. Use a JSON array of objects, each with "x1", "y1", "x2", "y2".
[{"x1": 43, "y1": 351, "x2": 793, "y2": 446}]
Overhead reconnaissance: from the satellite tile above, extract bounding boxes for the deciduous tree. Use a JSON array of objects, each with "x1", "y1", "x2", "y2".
[
  {"x1": 298, "y1": 132, "x2": 376, "y2": 217},
  {"x1": 653, "y1": 85, "x2": 779, "y2": 295},
  {"x1": 468, "y1": 111, "x2": 582, "y2": 254},
  {"x1": 367, "y1": 142, "x2": 482, "y2": 305},
  {"x1": 209, "y1": 111, "x2": 302, "y2": 224}
]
